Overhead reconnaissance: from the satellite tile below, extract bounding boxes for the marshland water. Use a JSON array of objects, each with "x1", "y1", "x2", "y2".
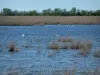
[{"x1": 0, "y1": 25, "x2": 100, "y2": 75}]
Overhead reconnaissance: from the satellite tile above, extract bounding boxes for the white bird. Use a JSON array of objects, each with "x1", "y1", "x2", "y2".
[{"x1": 22, "y1": 34, "x2": 25, "y2": 37}]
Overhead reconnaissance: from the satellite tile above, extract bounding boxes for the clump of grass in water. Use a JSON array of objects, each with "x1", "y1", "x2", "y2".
[
  {"x1": 25, "y1": 41, "x2": 30, "y2": 48},
  {"x1": 75, "y1": 41, "x2": 81, "y2": 49},
  {"x1": 61, "y1": 44, "x2": 68, "y2": 49},
  {"x1": 9, "y1": 43, "x2": 20, "y2": 52},
  {"x1": 9, "y1": 43, "x2": 15, "y2": 52},
  {"x1": 67, "y1": 37, "x2": 73, "y2": 42},
  {"x1": 79, "y1": 40, "x2": 92, "y2": 55},
  {"x1": 69, "y1": 43, "x2": 76, "y2": 49},
  {"x1": 48, "y1": 53, "x2": 53, "y2": 57},
  {"x1": 93, "y1": 48, "x2": 100, "y2": 57},
  {"x1": 57, "y1": 36, "x2": 73, "y2": 43},
  {"x1": 48, "y1": 41, "x2": 61, "y2": 50},
  {"x1": 69, "y1": 41, "x2": 81, "y2": 50},
  {"x1": 15, "y1": 48, "x2": 20, "y2": 52}
]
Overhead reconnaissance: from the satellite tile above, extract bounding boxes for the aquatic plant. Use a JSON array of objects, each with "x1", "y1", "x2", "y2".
[
  {"x1": 48, "y1": 53, "x2": 53, "y2": 57},
  {"x1": 75, "y1": 41, "x2": 81, "y2": 49},
  {"x1": 69, "y1": 41, "x2": 81, "y2": 50},
  {"x1": 93, "y1": 48, "x2": 100, "y2": 57},
  {"x1": 61, "y1": 44, "x2": 68, "y2": 49},
  {"x1": 57, "y1": 36, "x2": 68, "y2": 42},
  {"x1": 79, "y1": 40, "x2": 92, "y2": 55},
  {"x1": 15, "y1": 48, "x2": 20, "y2": 52},
  {"x1": 65, "y1": 72, "x2": 70, "y2": 75},
  {"x1": 48, "y1": 41, "x2": 61, "y2": 50},
  {"x1": 25, "y1": 42, "x2": 29, "y2": 48},
  {"x1": 9, "y1": 43, "x2": 15, "y2": 52},
  {"x1": 69, "y1": 43, "x2": 76, "y2": 49},
  {"x1": 67, "y1": 37, "x2": 73, "y2": 42}
]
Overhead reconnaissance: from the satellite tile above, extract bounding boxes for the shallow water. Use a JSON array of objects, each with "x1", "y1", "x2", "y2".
[{"x1": 0, "y1": 25, "x2": 100, "y2": 75}]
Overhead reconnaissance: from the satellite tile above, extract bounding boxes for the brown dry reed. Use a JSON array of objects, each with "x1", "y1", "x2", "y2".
[
  {"x1": 48, "y1": 41, "x2": 61, "y2": 50},
  {"x1": 79, "y1": 40, "x2": 92, "y2": 55},
  {"x1": 57, "y1": 36, "x2": 73, "y2": 43},
  {"x1": 9, "y1": 43, "x2": 15, "y2": 52}
]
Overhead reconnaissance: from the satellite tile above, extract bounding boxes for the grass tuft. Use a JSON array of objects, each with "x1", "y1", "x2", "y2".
[
  {"x1": 9, "y1": 43, "x2": 15, "y2": 52},
  {"x1": 48, "y1": 53, "x2": 53, "y2": 57},
  {"x1": 79, "y1": 40, "x2": 92, "y2": 55},
  {"x1": 69, "y1": 43, "x2": 76, "y2": 49},
  {"x1": 15, "y1": 48, "x2": 20, "y2": 52},
  {"x1": 57, "y1": 36, "x2": 73, "y2": 43},
  {"x1": 48, "y1": 41, "x2": 61, "y2": 50},
  {"x1": 93, "y1": 48, "x2": 100, "y2": 57},
  {"x1": 61, "y1": 44, "x2": 68, "y2": 49}
]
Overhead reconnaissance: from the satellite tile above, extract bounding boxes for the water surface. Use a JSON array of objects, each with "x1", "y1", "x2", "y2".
[{"x1": 0, "y1": 25, "x2": 100, "y2": 75}]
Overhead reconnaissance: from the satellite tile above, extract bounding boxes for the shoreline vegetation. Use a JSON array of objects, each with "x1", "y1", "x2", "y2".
[
  {"x1": 0, "y1": 7, "x2": 100, "y2": 25},
  {"x1": 0, "y1": 16, "x2": 100, "y2": 25}
]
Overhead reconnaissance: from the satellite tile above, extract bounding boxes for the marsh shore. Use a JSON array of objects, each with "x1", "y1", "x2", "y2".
[{"x1": 0, "y1": 16, "x2": 100, "y2": 25}]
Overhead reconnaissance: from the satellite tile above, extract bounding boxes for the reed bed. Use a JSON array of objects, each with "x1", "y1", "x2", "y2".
[
  {"x1": 57, "y1": 36, "x2": 73, "y2": 43},
  {"x1": 48, "y1": 41, "x2": 61, "y2": 50},
  {"x1": 61, "y1": 44, "x2": 69, "y2": 49},
  {"x1": 48, "y1": 37, "x2": 93, "y2": 54}
]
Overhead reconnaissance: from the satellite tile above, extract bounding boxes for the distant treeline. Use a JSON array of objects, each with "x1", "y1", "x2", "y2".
[{"x1": 0, "y1": 7, "x2": 100, "y2": 16}]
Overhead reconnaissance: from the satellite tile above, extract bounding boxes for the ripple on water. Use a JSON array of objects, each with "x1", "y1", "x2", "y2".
[{"x1": 0, "y1": 25, "x2": 100, "y2": 75}]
